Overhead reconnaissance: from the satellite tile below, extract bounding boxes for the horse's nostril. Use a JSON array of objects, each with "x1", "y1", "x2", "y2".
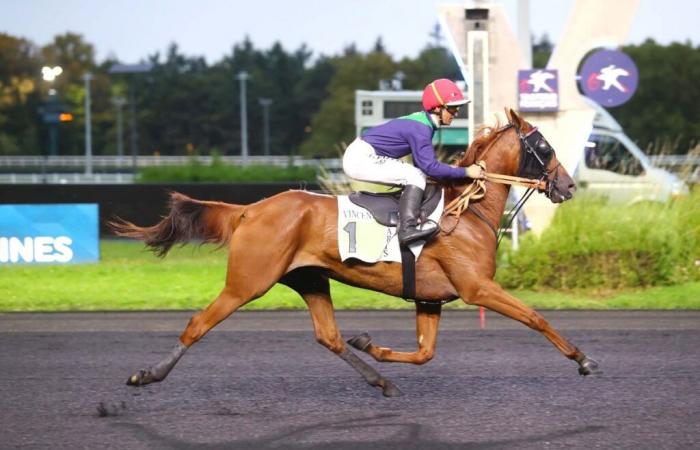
[{"x1": 568, "y1": 183, "x2": 577, "y2": 194}]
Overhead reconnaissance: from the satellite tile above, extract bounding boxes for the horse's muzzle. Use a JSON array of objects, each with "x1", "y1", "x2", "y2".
[{"x1": 549, "y1": 182, "x2": 576, "y2": 204}]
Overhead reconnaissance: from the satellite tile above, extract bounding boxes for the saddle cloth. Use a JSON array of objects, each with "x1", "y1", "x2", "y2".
[{"x1": 337, "y1": 191, "x2": 444, "y2": 263}]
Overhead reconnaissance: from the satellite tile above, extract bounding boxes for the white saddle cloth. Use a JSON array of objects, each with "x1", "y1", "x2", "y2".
[{"x1": 336, "y1": 192, "x2": 444, "y2": 263}]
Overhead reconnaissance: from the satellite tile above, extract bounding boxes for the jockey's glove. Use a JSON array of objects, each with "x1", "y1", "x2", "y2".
[{"x1": 465, "y1": 163, "x2": 486, "y2": 180}]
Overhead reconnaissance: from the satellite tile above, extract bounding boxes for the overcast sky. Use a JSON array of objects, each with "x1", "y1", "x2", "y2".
[{"x1": 2, "y1": 0, "x2": 698, "y2": 63}]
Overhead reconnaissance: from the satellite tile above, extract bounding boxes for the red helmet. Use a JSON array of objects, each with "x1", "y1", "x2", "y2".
[{"x1": 421, "y1": 79, "x2": 469, "y2": 111}]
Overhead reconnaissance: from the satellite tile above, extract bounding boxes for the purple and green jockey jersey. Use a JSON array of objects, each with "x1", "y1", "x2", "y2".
[{"x1": 361, "y1": 111, "x2": 465, "y2": 180}]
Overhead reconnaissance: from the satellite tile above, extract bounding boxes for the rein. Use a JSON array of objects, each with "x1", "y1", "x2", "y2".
[
  {"x1": 440, "y1": 170, "x2": 545, "y2": 234},
  {"x1": 440, "y1": 123, "x2": 552, "y2": 239}
]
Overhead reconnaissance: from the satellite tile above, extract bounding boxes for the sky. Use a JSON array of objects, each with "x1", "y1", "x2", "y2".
[{"x1": 2, "y1": 0, "x2": 699, "y2": 64}]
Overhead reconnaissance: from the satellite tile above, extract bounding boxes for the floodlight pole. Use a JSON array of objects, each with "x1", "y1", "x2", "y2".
[
  {"x1": 518, "y1": 0, "x2": 532, "y2": 68},
  {"x1": 108, "y1": 63, "x2": 153, "y2": 174},
  {"x1": 259, "y1": 98, "x2": 272, "y2": 156},
  {"x1": 42, "y1": 66, "x2": 63, "y2": 157},
  {"x1": 236, "y1": 71, "x2": 250, "y2": 164},
  {"x1": 112, "y1": 97, "x2": 127, "y2": 158},
  {"x1": 83, "y1": 72, "x2": 93, "y2": 176},
  {"x1": 129, "y1": 82, "x2": 139, "y2": 172}
]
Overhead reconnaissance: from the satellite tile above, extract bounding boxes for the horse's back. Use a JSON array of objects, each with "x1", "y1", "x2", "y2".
[{"x1": 240, "y1": 189, "x2": 338, "y2": 236}]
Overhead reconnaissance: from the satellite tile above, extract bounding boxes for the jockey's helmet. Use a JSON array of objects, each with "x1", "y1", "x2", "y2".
[{"x1": 421, "y1": 79, "x2": 469, "y2": 111}]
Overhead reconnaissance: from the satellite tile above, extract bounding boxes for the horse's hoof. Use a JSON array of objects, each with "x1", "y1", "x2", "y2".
[
  {"x1": 126, "y1": 369, "x2": 151, "y2": 386},
  {"x1": 578, "y1": 358, "x2": 602, "y2": 376},
  {"x1": 347, "y1": 332, "x2": 372, "y2": 352},
  {"x1": 381, "y1": 380, "x2": 403, "y2": 398}
]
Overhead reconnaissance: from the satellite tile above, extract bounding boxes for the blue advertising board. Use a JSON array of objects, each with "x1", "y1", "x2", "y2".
[
  {"x1": 518, "y1": 69, "x2": 559, "y2": 112},
  {"x1": 0, "y1": 204, "x2": 99, "y2": 264},
  {"x1": 579, "y1": 49, "x2": 638, "y2": 107}
]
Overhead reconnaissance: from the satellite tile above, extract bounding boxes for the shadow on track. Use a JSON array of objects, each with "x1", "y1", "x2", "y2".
[{"x1": 110, "y1": 414, "x2": 606, "y2": 449}]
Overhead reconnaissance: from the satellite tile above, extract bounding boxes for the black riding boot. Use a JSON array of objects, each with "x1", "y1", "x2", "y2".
[{"x1": 398, "y1": 185, "x2": 437, "y2": 245}]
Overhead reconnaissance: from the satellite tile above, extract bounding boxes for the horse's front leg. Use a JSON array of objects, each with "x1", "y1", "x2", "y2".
[
  {"x1": 347, "y1": 302, "x2": 442, "y2": 364},
  {"x1": 454, "y1": 277, "x2": 601, "y2": 375}
]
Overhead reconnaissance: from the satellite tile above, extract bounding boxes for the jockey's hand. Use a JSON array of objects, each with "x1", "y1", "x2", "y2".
[{"x1": 465, "y1": 163, "x2": 486, "y2": 180}]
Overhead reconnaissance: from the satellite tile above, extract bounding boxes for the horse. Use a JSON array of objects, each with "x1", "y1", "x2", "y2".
[{"x1": 111, "y1": 109, "x2": 600, "y2": 397}]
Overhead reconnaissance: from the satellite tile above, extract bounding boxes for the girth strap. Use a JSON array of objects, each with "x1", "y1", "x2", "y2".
[{"x1": 400, "y1": 245, "x2": 416, "y2": 300}]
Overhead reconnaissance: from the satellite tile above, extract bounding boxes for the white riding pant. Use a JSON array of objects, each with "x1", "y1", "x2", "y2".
[{"x1": 342, "y1": 138, "x2": 426, "y2": 190}]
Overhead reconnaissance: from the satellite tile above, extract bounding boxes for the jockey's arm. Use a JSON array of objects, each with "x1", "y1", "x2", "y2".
[{"x1": 409, "y1": 135, "x2": 483, "y2": 180}]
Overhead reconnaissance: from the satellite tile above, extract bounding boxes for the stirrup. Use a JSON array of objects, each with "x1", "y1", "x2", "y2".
[{"x1": 398, "y1": 221, "x2": 438, "y2": 245}]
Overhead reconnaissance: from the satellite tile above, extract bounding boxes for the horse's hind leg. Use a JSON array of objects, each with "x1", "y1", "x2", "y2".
[
  {"x1": 127, "y1": 225, "x2": 293, "y2": 386},
  {"x1": 126, "y1": 286, "x2": 251, "y2": 386},
  {"x1": 281, "y1": 269, "x2": 402, "y2": 397},
  {"x1": 347, "y1": 302, "x2": 442, "y2": 364}
]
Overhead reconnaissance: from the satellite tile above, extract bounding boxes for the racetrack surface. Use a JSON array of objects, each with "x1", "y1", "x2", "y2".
[{"x1": 1, "y1": 310, "x2": 699, "y2": 449}]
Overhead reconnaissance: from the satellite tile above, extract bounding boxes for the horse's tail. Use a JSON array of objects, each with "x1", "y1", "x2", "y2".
[{"x1": 108, "y1": 191, "x2": 243, "y2": 257}]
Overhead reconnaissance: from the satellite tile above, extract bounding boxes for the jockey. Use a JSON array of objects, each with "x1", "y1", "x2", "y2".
[{"x1": 343, "y1": 78, "x2": 486, "y2": 245}]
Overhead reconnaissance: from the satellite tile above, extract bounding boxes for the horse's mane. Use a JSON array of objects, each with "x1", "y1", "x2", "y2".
[{"x1": 458, "y1": 120, "x2": 504, "y2": 167}]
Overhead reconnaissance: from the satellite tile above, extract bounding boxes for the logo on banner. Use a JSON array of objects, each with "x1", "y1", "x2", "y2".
[
  {"x1": 579, "y1": 49, "x2": 638, "y2": 107},
  {"x1": 0, "y1": 204, "x2": 99, "y2": 264},
  {"x1": 0, "y1": 236, "x2": 74, "y2": 263},
  {"x1": 518, "y1": 69, "x2": 559, "y2": 112}
]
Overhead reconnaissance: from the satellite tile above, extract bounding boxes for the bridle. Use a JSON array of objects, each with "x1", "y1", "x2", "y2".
[
  {"x1": 516, "y1": 124, "x2": 560, "y2": 199},
  {"x1": 441, "y1": 122, "x2": 560, "y2": 244}
]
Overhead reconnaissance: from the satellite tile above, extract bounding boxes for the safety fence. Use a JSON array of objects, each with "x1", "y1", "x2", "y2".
[{"x1": 0, "y1": 183, "x2": 320, "y2": 236}]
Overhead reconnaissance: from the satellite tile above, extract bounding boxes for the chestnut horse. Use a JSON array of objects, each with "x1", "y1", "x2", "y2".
[{"x1": 112, "y1": 109, "x2": 600, "y2": 397}]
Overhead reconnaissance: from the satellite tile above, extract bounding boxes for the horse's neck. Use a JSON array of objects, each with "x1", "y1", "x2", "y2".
[
  {"x1": 480, "y1": 144, "x2": 516, "y2": 226},
  {"x1": 459, "y1": 132, "x2": 518, "y2": 234},
  {"x1": 478, "y1": 183, "x2": 510, "y2": 230}
]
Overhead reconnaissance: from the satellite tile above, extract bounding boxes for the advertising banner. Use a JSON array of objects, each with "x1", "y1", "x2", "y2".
[
  {"x1": 518, "y1": 69, "x2": 559, "y2": 112},
  {"x1": 0, "y1": 204, "x2": 99, "y2": 264},
  {"x1": 579, "y1": 49, "x2": 638, "y2": 107}
]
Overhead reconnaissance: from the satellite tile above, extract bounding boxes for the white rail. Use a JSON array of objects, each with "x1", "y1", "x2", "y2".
[
  {"x1": 0, "y1": 155, "x2": 343, "y2": 168},
  {"x1": 0, "y1": 173, "x2": 135, "y2": 184}
]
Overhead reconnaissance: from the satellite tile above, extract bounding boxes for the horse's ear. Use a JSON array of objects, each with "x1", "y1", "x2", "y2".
[
  {"x1": 509, "y1": 108, "x2": 523, "y2": 126},
  {"x1": 507, "y1": 108, "x2": 528, "y2": 130},
  {"x1": 504, "y1": 107, "x2": 514, "y2": 123}
]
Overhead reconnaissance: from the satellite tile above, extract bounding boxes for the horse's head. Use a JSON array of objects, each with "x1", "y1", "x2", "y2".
[{"x1": 459, "y1": 109, "x2": 576, "y2": 204}]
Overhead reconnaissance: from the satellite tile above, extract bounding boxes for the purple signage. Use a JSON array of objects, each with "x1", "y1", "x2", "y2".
[
  {"x1": 518, "y1": 69, "x2": 559, "y2": 112},
  {"x1": 579, "y1": 49, "x2": 638, "y2": 107}
]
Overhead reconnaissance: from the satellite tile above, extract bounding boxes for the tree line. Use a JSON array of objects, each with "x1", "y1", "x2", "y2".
[{"x1": 0, "y1": 31, "x2": 698, "y2": 158}]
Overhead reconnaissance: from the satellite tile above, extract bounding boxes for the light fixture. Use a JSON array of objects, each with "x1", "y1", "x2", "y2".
[{"x1": 42, "y1": 66, "x2": 63, "y2": 82}]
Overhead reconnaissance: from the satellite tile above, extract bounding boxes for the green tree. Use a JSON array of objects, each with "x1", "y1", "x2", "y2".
[
  {"x1": 299, "y1": 42, "x2": 461, "y2": 157},
  {"x1": 0, "y1": 33, "x2": 41, "y2": 154},
  {"x1": 299, "y1": 46, "x2": 397, "y2": 157},
  {"x1": 40, "y1": 33, "x2": 113, "y2": 155},
  {"x1": 138, "y1": 43, "x2": 215, "y2": 155},
  {"x1": 398, "y1": 45, "x2": 462, "y2": 89},
  {"x1": 613, "y1": 39, "x2": 700, "y2": 153},
  {"x1": 135, "y1": 38, "x2": 330, "y2": 157}
]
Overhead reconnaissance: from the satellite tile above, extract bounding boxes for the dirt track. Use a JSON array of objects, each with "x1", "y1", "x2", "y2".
[{"x1": 1, "y1": 310, "x2": 699, "y2": 449}]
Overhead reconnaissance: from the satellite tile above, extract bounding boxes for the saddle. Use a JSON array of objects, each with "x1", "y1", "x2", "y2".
[
  {"x1": 347, "y1": 184, "x2": 443, "y2": 301},
  {"x1": 348, "y1": 184, "x2": 442, "y2": 227}
]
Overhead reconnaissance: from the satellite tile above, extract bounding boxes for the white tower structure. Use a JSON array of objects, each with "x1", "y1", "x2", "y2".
[{"x1": 438, "y1": 0, "x2": 640, "y2": 234}]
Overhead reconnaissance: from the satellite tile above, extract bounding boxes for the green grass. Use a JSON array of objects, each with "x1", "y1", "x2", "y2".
[
  {"x1": 137, "y1": 158, "x2": 318, "y2": 183},
  {"x1": 497, "y1": 190, "x2": 700, "y2": 289},
  {"x1": 1, "y1": 240, "x2": 698, "y2": 311}
]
